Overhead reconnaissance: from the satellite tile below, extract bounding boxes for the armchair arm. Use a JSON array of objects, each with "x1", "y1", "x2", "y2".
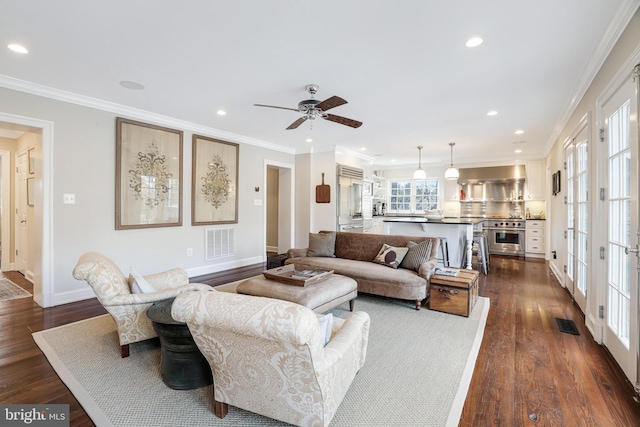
[
  {"x1": 321, "y1": 311, "x2": 370, "y2": 367},
  {"x1": 103, "y1": 283, "x2": 212, "y2": 306},
  {"x1": 287, "y1": 248, "x2": 309, "y2": 258},
  {"x1": 143, "y1": 268, "x2": 190, "y2": 291}
]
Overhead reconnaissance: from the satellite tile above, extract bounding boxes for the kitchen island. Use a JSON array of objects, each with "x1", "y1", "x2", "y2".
[{"x1": 382, "y1": 217, "x2": 484, "y2": 269}]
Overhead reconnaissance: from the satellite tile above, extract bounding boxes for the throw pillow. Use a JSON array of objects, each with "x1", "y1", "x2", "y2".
[
  {"x1": 129, "y1": 267, "x2": 155, "y2": 294},
  {"x1": 307, "y1": 232, "x2": 336, "y2": 257},
  {"x1": 373, "y1": 244, "x2": 409, "y2": 269},
  {"x1": 400, "y1": 240, "x2": 434, "y2": 272},
  {"x1": 316, "y1": 313, "x2": 333, "y2": 346}
]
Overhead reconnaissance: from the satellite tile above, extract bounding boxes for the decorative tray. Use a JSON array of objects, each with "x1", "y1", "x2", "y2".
[{"x1": 262, "y1": 264, "x2": 334, "y2": 287}]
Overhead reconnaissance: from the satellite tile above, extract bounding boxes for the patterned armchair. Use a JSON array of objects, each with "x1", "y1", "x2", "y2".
[
  {"x1": 172, "y1": 289, "x2": 370, "y2": 427},
  {"x1": 72, "y1": 252, "x2": 211, "y2": 357}
]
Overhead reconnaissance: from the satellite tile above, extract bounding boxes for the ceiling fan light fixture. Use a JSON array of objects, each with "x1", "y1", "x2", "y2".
[
  {"x1": 413, "y1": 146, "x2": 427, "y2": 180},
  {"x1": 445, "y1": 142, "x2": 459, "y2": 180}
]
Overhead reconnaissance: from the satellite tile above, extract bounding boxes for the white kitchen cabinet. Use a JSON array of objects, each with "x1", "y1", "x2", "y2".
[
  {"x1": 525, "y1": 220, "x2": 545, "y2": 258},
  {"x1": 372, "y1": 218, "x2": 385, "y2": 234},
  {"x1": 525, "y1": 160, "x2": 545, "y2": 200},
  {"x1": 444, "y1": 179, "x2": 460, "y2": 201}
]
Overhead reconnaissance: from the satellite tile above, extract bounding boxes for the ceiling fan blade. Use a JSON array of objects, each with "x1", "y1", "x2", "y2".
[
  {"x1": 286, "y1": 116, "x2": 308, "y2": 130},
  {"x1": 254, "y1": 104, "x2": 300, "y2": 112},
  {"x1": 315, "y1": 96, "x2": 347, "y2": 112},
  {"x1": 324, "y1": 114, "x2": 363, "y2": 128}
]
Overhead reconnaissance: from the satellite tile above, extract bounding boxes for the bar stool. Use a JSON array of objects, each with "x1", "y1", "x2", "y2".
[
  {"x1": 437, "y1": 237, "x2": 450, "y2": 267},
  {"x1": 461, "y1": 232, "x2": 489, "y2": 275}
]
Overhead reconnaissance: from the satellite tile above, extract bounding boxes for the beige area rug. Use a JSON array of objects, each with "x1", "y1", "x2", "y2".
[
  {"x1": 33, "y1": 290, "x2": 489, "y2": 427},
  {"x1": 0, "y1": 278, "x2": 31, "y2": 301}
]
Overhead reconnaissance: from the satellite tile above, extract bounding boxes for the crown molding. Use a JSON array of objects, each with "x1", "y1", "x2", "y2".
[
  {"x1": 0, "y1": 74, "x2": 296, "y2": 155},
  {"x1": 545, "y1": 0, "x2": 640, "y2": 153}
]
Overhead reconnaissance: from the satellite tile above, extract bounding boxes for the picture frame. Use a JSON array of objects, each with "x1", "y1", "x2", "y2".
[
  {"x1": 192, "y1": 134, "x2": 239, "y2": 225},
  {"x1": 27, "y1": 177, "x2": 34, "y2": 206},
  {"x1": 115, "y1": 117, "x2": 183, "y2": 230},
  {"x1": 552, "y1": 170, "x2": 561, "y2": 196},
  {"x1": 28, "y1": 148, "x2": 35, "y2": 174}
]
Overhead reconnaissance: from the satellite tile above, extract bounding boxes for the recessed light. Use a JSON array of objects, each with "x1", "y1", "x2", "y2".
[
  {"x1": 216, "y1": 110, "x2": 227, "y2": 116},
  {"x1": 391, "y1": 159, "x2": 396, "y2": 162},
  {"x1": 360, "y1": 147, "x2": 366, "y2": 151},
  {"x1": 487, "y1": 110, "x2": 498, "y2": 116},
  {"x1": 306, "y1": 138, "x2": 312, "y2": 143},
  {"x1": 8, "y1": 44, "x2": 28, "y2": 54},
  {"x1": 514, "y1": 129, "x2": 524, "y2": 135},
  {"x1": 515, "y1": 149, "x2": 522, "y2": 154},
  {"x1": 119, "y1": 80, "x2": 145, "y2": 90},
  {"x1": 465, "y1": 37, "x2": 483, "y2": 48}
]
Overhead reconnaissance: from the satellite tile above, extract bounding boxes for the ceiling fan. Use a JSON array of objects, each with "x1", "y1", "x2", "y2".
[{"x1": 254, "y1": 84, "x2": 363, "y2": 130}]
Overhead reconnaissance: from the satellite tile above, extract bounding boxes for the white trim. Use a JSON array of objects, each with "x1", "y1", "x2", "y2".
[
  {"x1": 0, "y1": 74, "x2": 295, "y2": 155},
  {"x1": 185, "y1": 255, "x2": 264, "y2": 279},
  {"x1": 544, "y1": 0, "x2": 640, "y2": 153}
]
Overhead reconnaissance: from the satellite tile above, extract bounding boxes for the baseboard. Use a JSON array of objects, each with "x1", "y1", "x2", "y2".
[
  {"x1": 266, "y1": 245, "x2": 278, "y2": 253},
  {"x1": 25, "y1": 269, "x2": 34, "y2": 283},
  {"x1": 186, "y1": 256, "x2": 265, "y2": 279},
  {"x1": 549, "y1": 261, "x2": 563, "y2": 286},
  {"x1": 50, "y1": 287, "x2": 98, "y2": 306}
]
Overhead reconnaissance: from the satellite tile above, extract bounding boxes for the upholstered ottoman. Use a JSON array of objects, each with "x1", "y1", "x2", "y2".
[{"x1": 236, "y1": 274, "x2": 358, "y2": 313}]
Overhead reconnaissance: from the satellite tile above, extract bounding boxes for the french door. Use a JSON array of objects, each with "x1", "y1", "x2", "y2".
[
  {"x1": 602, "y1": 69, "x2": 638, "y2": 386},
  {"x1": 565, "y1": 123, "x2": 589, "y2": 313}
]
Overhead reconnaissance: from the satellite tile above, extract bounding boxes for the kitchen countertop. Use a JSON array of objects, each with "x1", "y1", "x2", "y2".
[{"x1": 382, "y1": 217, "x2": 483, "y2": 225}]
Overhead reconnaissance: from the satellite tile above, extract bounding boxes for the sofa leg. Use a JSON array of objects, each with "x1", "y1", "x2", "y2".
[
  {"x1": 214, "y1": 399, "x2": 228, "y2": 418},
  {"x1": 121, "y1": 344, "x2": 130, "y2": 358},
  {"x1": 349, "y1": 299, "x2": 355, "y2": 312},
  {"x1": 415, "y1": 300, "x2": 421, "y2": 310}
]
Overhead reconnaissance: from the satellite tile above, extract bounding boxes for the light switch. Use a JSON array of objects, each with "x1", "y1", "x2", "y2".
[
  {"x1": 63, "y1": 193, "x2": 75, "y2": 204},
  {"x1": 254, "y1": 199, "x2": 263, "y2": 206}
]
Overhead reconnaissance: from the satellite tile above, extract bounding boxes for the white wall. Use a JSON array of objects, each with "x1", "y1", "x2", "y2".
[
  {"x1": 544, "y1": 9, "x2": 640, "y2": 334},
  {"x1": 0, "y1": 86, "x2": 294, "y2": 305}
]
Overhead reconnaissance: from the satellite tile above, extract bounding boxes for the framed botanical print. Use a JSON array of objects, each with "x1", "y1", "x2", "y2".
[
  {"x1": 192, "y1": 135, "x2": 238, "y2": 225},
  {"x1": 115, "y1": 117, "x2": 183, "y2": 229}
]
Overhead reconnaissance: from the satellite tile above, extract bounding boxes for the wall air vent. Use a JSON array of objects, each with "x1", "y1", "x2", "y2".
[
  {"x1": 205, "y1": 227, "x2": 236, "y2": 260},
  {"x1": 337, "y1": 164, "x2": 364, "y2": 180}
]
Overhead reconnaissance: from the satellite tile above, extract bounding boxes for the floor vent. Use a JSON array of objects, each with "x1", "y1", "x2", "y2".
[
  {"x1": 205, "y1": 227, "x2": 236, "y2": 260},
  {"x1": 555, "y1": 318, "x2": 580, "y2": 335}
]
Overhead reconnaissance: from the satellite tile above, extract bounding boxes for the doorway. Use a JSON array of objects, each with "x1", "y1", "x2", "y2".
[
  {"x1": 0, "y1": 112, "x2": 51, "y2": 307},
  {"x1": 599, "y1": 64, "x2": 638, "y2": 387},
  {"x1": 564, "y1": 115, "x2": 589, "y2": 314},
  {"x1": 264, "y1": 160, "x2": 295, "y2": 256}
]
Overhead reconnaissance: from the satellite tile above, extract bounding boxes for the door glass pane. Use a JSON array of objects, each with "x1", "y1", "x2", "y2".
[{"x1": 607, "y1": 99, "x2": 631, "y2": 349}]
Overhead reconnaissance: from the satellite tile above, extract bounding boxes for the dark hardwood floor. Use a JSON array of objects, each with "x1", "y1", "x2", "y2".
[{"x1": 1, "y1": 258, "x2": 639, "y2": 426}]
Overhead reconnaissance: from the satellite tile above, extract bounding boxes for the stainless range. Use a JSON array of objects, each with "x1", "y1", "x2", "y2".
[{"x1": 484, "y1": 219, "x2": 525, "y2": 257}]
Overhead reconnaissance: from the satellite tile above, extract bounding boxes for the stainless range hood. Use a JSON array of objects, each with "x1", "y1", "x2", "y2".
[{"x1": 457, "y1": 165, "x2": 525, "y2": 184}]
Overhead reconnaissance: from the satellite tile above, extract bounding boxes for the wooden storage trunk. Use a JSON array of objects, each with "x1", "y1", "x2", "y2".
[{"x1": 428, "y1": 269, "x2": 479, "y2": 317}]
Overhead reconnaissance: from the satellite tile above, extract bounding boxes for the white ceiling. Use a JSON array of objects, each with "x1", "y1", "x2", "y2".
[{"x1": 0, "y1": 1, "x2": 638, "y2": 168}]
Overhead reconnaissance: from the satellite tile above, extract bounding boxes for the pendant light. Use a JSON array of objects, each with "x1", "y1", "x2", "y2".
[
  {"x1": 413, "y1": 146, "x2": 427, "y2": 179},
  {"x1": 444, "y1": 142, "x2": 459, "y2": 180}
]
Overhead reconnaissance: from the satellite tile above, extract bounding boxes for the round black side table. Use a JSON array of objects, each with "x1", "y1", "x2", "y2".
[{"x1": 146, "y1": 298, "x2": 213, "y2": 390}]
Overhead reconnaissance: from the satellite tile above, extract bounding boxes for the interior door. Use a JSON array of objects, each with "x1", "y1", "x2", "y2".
[
  {"x1": 602, "y1": 72, "x2": 638, "y2": 385},
  {"x1": 565, "y1": 125, "x2": 589, "y2": 313},
  {"x1": 15, "y1": 150, "x2": 27, "y2": 274}
]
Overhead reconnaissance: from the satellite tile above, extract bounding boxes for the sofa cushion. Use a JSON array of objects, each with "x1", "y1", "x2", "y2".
[
  {"x1": 316, "y1": 313, "x2": 333, "y2": 346},
  {"x1": 307, "y1": 232, "x2": 336, "y2": 257},
  {"x1": 373, "y1": 244, "x2": 409, "y2": 269},
  {"x1": 400, "y1": 240, "x2": 434, "y2": 272}
]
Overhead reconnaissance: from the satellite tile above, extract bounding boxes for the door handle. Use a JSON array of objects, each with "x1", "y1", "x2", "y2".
[
  {"x1": 20, "y1": 220, "x2": 26, "y2": 224},
  {"x1": 625, "y1": 245, "x2": 639, "y2": 255}
]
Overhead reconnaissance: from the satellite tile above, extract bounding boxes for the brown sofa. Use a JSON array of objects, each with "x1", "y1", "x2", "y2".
[{"x1": 286, "y1": 231, "x2": 440, "y2": 310}]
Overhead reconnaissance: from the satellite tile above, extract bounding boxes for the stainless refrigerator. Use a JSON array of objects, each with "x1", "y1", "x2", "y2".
[{"x1": 336, "y1": 164, "x2": 364, "y2": 232}]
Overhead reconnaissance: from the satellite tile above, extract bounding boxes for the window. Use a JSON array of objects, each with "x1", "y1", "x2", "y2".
[{"x1": 389, "y1": 179, "x2": 439, "y2": 213}]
